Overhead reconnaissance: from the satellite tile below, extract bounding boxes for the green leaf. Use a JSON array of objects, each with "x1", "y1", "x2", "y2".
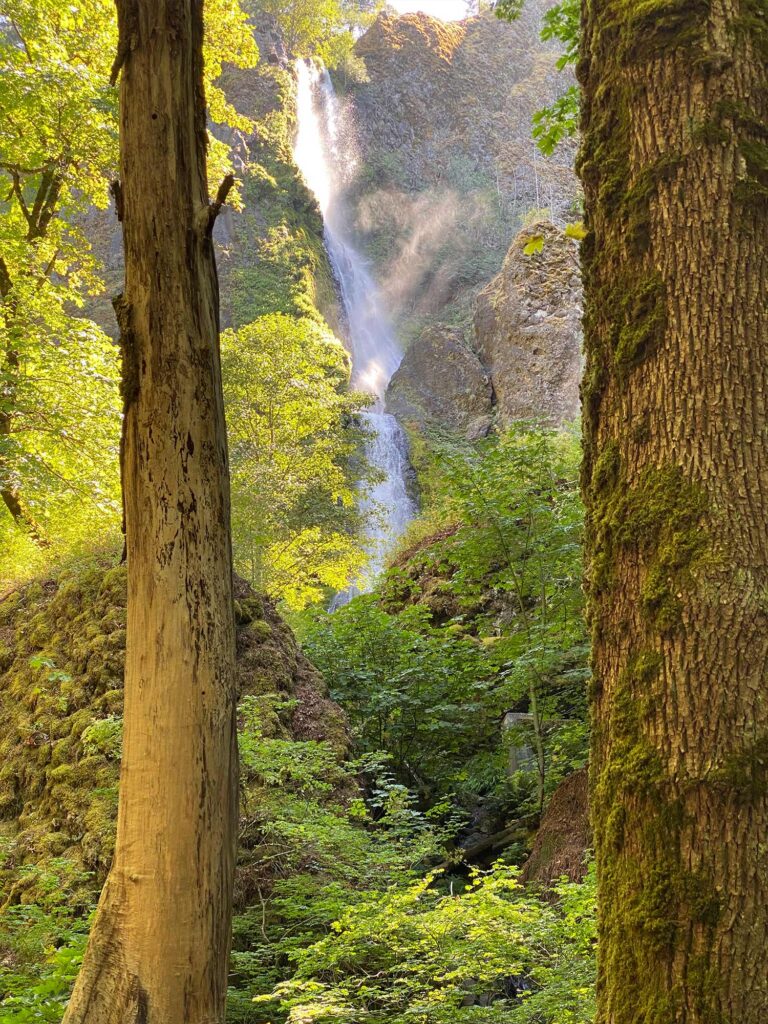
[{"x1": 523, "y1": 234, "x2": 546, "y2": 256}]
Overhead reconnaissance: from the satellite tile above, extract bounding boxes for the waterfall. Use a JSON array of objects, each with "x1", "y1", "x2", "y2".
[{"x1": 293, "y1": 60, "x2": 414, "y2": 598}]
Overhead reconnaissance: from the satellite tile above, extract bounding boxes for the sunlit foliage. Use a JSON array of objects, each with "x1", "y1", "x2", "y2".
[
  {"x1": 0, "y1": 0, "x2": 258, "y2": 575},
  {"x1": 304, "y1": 426, "x2": 589, "y2": 813},
  {"x1": 261, "y1": 863, "x2": 597, "y2": 1024},
  {"x1": 223, "y1": 313, "x2": 371, "y2": 608},
  {"x1": 248, "y1": 0, "x2": 378, "y2": 68}
]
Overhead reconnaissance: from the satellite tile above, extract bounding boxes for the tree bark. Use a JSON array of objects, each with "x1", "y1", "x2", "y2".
[
  {"x1": 579, "y1": 2, "x2": 768, "y2": 1021},
  {"x1": 62, "y1": 2, "x2": 238, "y2": 1022},
  {"x1": 0, "y1": 269, "x2": 48, "y2": 543}
]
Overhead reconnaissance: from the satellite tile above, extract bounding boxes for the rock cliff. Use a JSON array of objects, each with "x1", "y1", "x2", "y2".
[
  {"x1": 81, "y1": 8, "x2": 582, "y2": 437},
  {"x1": 474, "y1": 220, "x2": 582, "y2": 426},
  {"x1": 385, "y1": 220, "x2": 583, "y2": 432},
  {"x1": 81, "y1": 12, "x2": 339, "y2": 339},
  {"x1": 339, "y1": 5, "x2": 579, "y2": 344}
]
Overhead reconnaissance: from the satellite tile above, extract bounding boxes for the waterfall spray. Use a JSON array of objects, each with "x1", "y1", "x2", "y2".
[{"x1": 293, "y1": 61, "x2": 414, "y2": 599}]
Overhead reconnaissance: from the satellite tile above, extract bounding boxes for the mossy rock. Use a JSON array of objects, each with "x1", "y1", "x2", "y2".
[{"x1": 0, "y1": 558, "x2": 347, "y2": 910}]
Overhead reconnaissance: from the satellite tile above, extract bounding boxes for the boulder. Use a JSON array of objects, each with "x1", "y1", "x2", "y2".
[
  {"x1": 473, "y1": 221, "x2": 583, "y2": 426},
  {"x1": 386, "y1": 325, "x2": 493, "y2": 431}
]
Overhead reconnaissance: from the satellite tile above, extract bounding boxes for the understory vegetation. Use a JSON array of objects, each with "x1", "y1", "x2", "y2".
[
  {"x1": 0, "y1": 426, "x2": 595, "y2": 1024},
  {"x1": 1, "y1": 2, "x2": 597, "y2": 1022}
]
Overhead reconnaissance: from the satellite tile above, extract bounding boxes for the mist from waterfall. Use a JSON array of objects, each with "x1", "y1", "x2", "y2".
[{"x1": 293, "y1": 60, "x2": 414, "y2": 598}]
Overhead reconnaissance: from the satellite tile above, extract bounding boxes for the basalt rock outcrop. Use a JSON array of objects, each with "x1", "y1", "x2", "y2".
[
  {"x1": 386, "y1": 325, "x2": 493, "y2": 434},
  {"x1": 520, "y1": 767, "x2": 590, "y2": 885},
  {"x1": 474, "y1": 221, "x2": 583, "y2": 427}
]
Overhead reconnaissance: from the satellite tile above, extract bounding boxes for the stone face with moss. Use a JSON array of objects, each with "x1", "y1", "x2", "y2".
[
  {"x1": 82, "y1": 13, "x2": 341, "y2": 340},
  {"x1": 385, "y1": 221, "x2": 583, "y2": 436},
  {"x1": 0, "y1": 562, "x2": 346, "y2": 911}
]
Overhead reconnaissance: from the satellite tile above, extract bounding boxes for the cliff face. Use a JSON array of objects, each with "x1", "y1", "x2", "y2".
[
  {"x1": 474, "y1": 220, "x2": 582, "y2": 427},
  {"x1": 82, "y1": 7, "x2": 581, "y2": 435},
  {"x1": 386, "y1": 220, "x2": 583, "y2": 434},
  {"x1": 339, "y1": 6, "x2": 579, "y2": 345}
]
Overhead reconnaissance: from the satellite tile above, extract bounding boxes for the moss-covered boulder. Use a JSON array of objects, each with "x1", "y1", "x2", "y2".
[{"x1": 0, "y1": 560, "x2": 346, "y2": 909}]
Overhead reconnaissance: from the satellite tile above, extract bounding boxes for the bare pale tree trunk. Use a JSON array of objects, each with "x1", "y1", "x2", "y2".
[
  {"x1": 579, "y1": 2, "x2": 768, "y2": 1021},
  {"x1": 62, "y1": 1, "x2": 238, "y2": 1021}
]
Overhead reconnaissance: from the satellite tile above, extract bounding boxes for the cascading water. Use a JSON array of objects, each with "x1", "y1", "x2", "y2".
[{"x1": 293, "y1": 60, "x2": 414, "y2": 597}]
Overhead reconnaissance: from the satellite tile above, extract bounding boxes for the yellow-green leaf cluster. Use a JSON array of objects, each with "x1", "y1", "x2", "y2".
[{"x1": 222, "y1": 313, "x2": 372, "y2": 608}]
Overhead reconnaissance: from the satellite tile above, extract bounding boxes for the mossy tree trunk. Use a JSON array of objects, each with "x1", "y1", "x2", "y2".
[
  {"x1": 579, "y1": 2, "x2": 768, "y2": 1021},
  {"x1": 62, "y1": 1, "x2": 238, "y2": 1022}
]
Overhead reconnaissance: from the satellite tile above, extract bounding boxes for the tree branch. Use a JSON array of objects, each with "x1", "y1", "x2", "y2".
[
  {"x1": 207, "y1": 174, "x2": 235, "y2": 232},
  {"x1": 0, "y1": 255, "x2": 13, "y2": 300},
  {"x1": 9, "y1": 171, "x2": 32, "y2": 229},
  {"x1": 110, "y1": 0, "x2": 140, "y2": 86}
]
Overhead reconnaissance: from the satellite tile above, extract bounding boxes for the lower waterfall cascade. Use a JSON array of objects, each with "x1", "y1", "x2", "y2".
[{"x1": 293, "y1": 60, "x2": 414, "y2": 599}]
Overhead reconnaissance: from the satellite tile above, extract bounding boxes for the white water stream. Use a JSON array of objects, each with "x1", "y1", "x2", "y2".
[{"x1": 293, "y1": 61, "x2": 414, "y2": 598}]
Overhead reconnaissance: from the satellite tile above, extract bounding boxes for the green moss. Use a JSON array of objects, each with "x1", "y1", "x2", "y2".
[
  {"x1": 620, "y1": 0, "x2": 710, "y2": 60},
  {"x1": 691, "y1": 119, "x2": 730, "y2": 147},
  {"x1": 591, "y1": 640, "x2": 724, "y2": 1018},
  {"x1": 712, "y1": 733, "x2": 768, "y2": 799},
  {"x1": 687, "y1": 955, "x2": 729, "y2": 1024},
  {"x1": 216, "y1": 65, "x2": 339, "y2": 334},
  {"x1": 614, "y1": 274, "x2": 667, "y2": 374},
  {"x1": 246, "y1": 620, "x2": 272, "y2": 643},
  {"x1": 735, "y1": 0, "x2": 768, "y2": 63},
  {"x1": 0, "y1": 557, "x2": 343, "y2": 912},
  {"x1": 595, "y1": 651, "x2": 664, "y2": 817},
  {"x1": 588, "y1": 463, "x2": 711, "y2": 631},
  {"x1": 590, "y1": 440, "x2": 621, "y2": 494}
]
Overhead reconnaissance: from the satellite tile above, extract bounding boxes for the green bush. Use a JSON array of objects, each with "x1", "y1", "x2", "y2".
[
  {"x1": 259, "y1": 862, "x2": 597, "y2": 1024},
  {"x1": 303, "y1": 425, "x2": 589, "y2": 814}
]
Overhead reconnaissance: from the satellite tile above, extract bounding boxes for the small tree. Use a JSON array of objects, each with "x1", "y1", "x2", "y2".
[{"x1": 223, "y1": 313, "x2": 370, "y2": 608}]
